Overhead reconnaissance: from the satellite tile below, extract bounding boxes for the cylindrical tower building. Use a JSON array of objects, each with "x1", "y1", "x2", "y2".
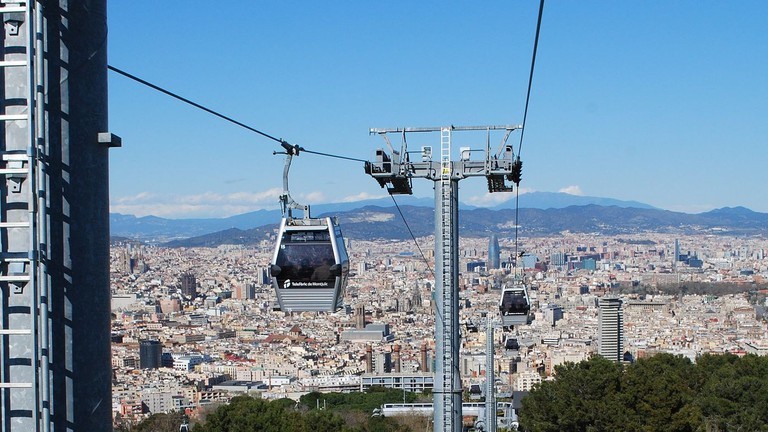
[
  {"x1": 488, "y1": 234, "x2": 501, "y2": 269},
  {"x1": 46, "y1": 1, "x2": 114, "y2": 430},
  {"x1": 0, "y1": 1, "x2": 114, "y2": 430}
]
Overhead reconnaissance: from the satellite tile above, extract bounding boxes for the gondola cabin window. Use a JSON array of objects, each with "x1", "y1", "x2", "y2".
[{"x1": 275, "y1": 231, "x2": 337, "y2": 289}]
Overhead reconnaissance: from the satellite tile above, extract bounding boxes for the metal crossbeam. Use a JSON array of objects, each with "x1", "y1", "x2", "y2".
[{"x1": 370, "y1": 125, "x2": 520, "y2": 134}]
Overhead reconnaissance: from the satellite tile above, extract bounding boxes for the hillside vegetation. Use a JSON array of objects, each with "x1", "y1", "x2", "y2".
[
  {"x1": 125, "y1": 354, "x2": 768, "y2": 431},
  {"x1": 520, "y1": 353, "x2": 768, "y2": 432}
]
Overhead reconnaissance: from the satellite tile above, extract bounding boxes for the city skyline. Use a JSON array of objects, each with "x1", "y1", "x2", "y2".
[
  {"x1": 108, "y1": 2, "x2": 768, "y2": 218},
  {"x1": 109, "y1": 232, "x2": 768, "y2": 427}
]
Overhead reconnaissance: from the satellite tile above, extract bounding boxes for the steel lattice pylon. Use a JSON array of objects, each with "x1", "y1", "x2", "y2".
[{"x1": 366, "y1": 125, "x2": 520, "y2": 431}]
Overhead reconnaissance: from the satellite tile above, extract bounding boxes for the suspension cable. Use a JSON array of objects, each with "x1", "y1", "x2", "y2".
[
  {"x1": 389, "y1": 194, "x2": 435, "y2": 279},
  {"x1": 514, "y1": 187, "x2": 522, "y2": 278},
  {"x1": 514, "y1": 0, "x2": 545, "y2": 278},
  {"x1": 516, "y1": 0, "x2": 545, "y2": 158},
  {"x1": 301, "y1": 148, "x2": 367, "y2": 163},
  {"x1": 108, "y1": 65, "x2": 285, "y2": 144},
  {"x1": 389, "y1": 193, "x2": 445, "y2": 344},
  {"x1": 109, "y1": 65, "x2": 368, "y2": 165}
]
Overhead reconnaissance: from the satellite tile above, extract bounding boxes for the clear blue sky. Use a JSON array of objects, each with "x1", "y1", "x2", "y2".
[{"x1": 107, "y1": 1, "x2": 768, "y2": 218}]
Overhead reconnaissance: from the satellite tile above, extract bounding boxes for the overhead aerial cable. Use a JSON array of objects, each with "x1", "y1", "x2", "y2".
[
  {"x1": 501, "y1": 0, "x2": 545, "y2": 329},
  {"x1": 108, "y1": 65, "x2": 365, "y2": 163},
  {"x1": 108, "y1": 65, "x2": 284, "y2": 144},
  {"x1": 516, "y1": 0, "x2": 545, "y2": 159},
  {"x1": 389, "y1": 194, "x2": 435, "y2": 279},
  {"x1": 512, "y1": 0, "x2": 545, "y2": 269}
]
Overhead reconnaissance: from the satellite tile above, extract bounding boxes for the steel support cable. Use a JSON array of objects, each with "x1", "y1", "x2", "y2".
[
  {"x1": 514, "y1": 0, "x2": 545, "y2": 275},
  {"x1": 300, "y1": 148, "x2": 367, "y2": 163},
  {"x1": 514, "y1": 186, "x2": 521, "y2": 275},
  {"x1": 108, "y1": 65, "x2": 367, "y2": 163},
  {"x1": 108, "y1": 65, "x2": 284, "y2": 143},
  {"x1": 516, "y1": 0, "x2": 545, "y2": 158},
  {"x1": 388, "y1": 193, "x2": 444, "y2": 347},
  {"x1": 389, "y1": 193, "x2": 435, "y2": 279}
]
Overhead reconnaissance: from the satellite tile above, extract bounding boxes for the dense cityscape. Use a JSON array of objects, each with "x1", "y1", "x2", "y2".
[
  {"x1": 3, "y1": 2, "x2": 767, "y2": 431},
  {"x1": 110, "y1": 232, "x2": 768, "y2": 428}
]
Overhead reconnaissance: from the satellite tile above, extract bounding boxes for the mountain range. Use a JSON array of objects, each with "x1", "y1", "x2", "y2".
[
  {"x1": 111, "y1": 192, "x2": 653, "y2": 240},
  {"x1": 108, "y1": 192, "x2": 768, "y2": 246}
]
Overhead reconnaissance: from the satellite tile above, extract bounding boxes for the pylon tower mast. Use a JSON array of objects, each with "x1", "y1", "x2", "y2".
[
  {"x1": 484, "y1": 316, "x2": 497, "y2": 432},
  {"x1": 365, "y1": 124, "x2": 521, "y2": 431}
]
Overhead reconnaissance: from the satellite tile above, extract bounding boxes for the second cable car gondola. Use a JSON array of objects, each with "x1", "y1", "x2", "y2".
[
  {"x1": 504, "y1": 337, "x2": 520, "y2": 351},
  {"x1": 269, "y1": 142, "x2": 349, "y2": 312},
  {"x1": 499, "y1": 284, "x2": 531, "y2": 327}
]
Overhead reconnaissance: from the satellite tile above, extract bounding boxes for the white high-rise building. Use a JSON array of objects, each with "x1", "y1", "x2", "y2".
[
  {"x1": 514, "y1": 371, "x2": 542, "y2": 392},
  {"x1": 598, "y1": 297, "x2": 624, "y2": 362}
]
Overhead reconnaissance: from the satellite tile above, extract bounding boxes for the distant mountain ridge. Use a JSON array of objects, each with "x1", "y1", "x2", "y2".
[
  {"x1": 111, "y1": 195, "x2": 768, "y2": 247},
  {"x1": 491, "y1": 191, "x2": 656, "y2": 211},
  {"x1": 110, "y1": 192, "x2": 658, "y2": 240},
  {"x1": 157, "y1": 204, "x2": 768, "y2": 247}
]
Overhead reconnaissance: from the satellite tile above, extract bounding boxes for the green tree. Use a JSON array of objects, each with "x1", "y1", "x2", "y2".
[
  {"x1": 304, "y1": 409, "x2": 346, "y2": 432},
  {"x1": 695, "y1": 354, "x2": 768, "y2": 431},
  {"x1": 194, "y1": 396, "x2": 305, "y2": 432},
  {"x1": 191, "y1": 392, "x2": 419, "y2": 432},
  {"x1": 519, "y1": 353, "x2": 768, "y2": 432},
  {"x1": 193, "y1": 395, "x2": 355, "y2": 432},
  {"x1": 132, "y1": 411, "x2": 188, "y2": 432},
  {"x1": 621, "y1": 353, "x2": 699, "y2": 431},
  {"x1": 519, "y1": 356, "x2": 626, "y2": 432},
  {"x1": 300, "y1": 387, "x2": 418, "y2": 414}
]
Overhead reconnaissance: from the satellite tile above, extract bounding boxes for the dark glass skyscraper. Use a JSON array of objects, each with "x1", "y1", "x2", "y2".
[
  {"x1": 355, "y1": 304, "x2": 366, "y2": 329},
  {"x1": 181, "y1": 273, "x2": 197, "y2": 298},
  {"x1": 488, "y1": 234, "x2": 501, "y2": 269},
  {"x1": 139, "y1": 340, "x2": 163, "y2": 369}
]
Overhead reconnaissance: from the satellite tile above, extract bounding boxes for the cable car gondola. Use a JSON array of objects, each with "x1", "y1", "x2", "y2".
[
  {"x1": 504, "y1": 337, "x2": 520, "y2": 351},
  {"x1": 269, "y1": 143, "x2": 349, "y2": 312},
  {"x1": 499, "y1": 284, "x2": 531, "y2": 327},
  {"x1": 271, "y1": 216, "x2": 348, "y2": 312}
]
